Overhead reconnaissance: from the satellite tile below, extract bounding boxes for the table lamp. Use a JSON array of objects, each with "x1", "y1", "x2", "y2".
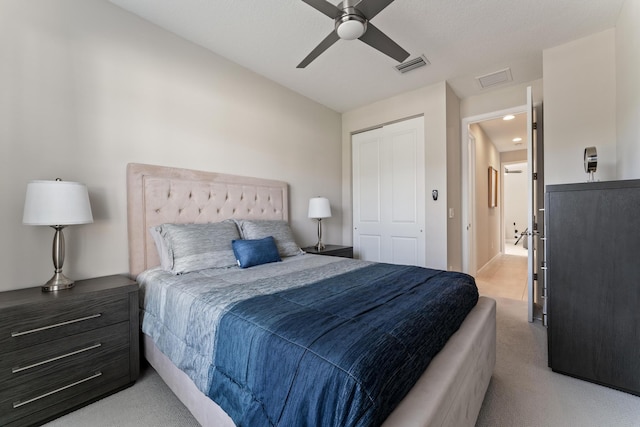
[
  {"x1": 23, "y1": 179, "x2": 93, "y2": 291},
  {"x1": 308, "y1": 197, "x2": 331, "y2": 251}
]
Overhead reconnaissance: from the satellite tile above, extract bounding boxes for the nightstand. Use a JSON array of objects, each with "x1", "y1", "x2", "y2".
[
  {"x1": 0, "y1": 275, "x2": 139, "y2": 427},
  {"x1": 303, "y1": 244, "x2": 353, "y2": 258}
]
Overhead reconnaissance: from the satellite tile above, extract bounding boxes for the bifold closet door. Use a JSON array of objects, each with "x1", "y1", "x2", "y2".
[{"x1": 352, "y1": 116, "x2": 425, "y2": 266}]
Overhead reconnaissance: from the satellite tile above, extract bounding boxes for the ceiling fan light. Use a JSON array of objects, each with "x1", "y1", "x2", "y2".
[{"x1": 336, "y1": 17, "x2": 366, "y2": 40}]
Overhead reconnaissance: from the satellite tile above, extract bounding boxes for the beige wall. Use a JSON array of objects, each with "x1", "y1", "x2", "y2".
[
  {"x1": 341, "y1": 82, "x2": 455, "y2": 270},
  {"x1": 616, "y1": 0, "x2": 640, "y2": 179},
  {"x1": 469, "y1": 124, "x2": 501, "y2": 271},
  {"x1": 0, "y1": 0, "x2": 342, "y2": 291},
  {"x1": 446, "y1": 84, "x2": 462, "y2": 271},
  {"x1": 543, "y1": 29, "x2": 617, "y2": 185}
]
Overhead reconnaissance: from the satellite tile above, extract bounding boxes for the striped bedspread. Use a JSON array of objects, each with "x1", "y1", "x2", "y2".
[{"x1": 138, "y1": 255, "x2": 478, "y2": 427}]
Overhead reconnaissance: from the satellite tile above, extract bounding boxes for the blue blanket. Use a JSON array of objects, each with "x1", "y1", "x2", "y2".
[{"x1": 207, "y1": 263, "x2": 478, "y2": 427}]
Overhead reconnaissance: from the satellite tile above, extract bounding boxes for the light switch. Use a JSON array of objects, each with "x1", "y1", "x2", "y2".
[{"x1": 448, "y1": 208, "x2": 454, "y2": 218}]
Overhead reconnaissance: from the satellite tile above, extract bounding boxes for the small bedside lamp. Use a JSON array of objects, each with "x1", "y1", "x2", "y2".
[
  {"x1": 308, "y1": 197, "x2": 332, "y2": 251},
  {"x1": 23, "y1": 179, "x2": 93, "y2": 291}
]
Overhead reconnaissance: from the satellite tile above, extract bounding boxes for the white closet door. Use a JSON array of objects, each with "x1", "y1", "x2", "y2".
[{"x1": 352, "y1": 116, "x2": 425, "y2": 266}]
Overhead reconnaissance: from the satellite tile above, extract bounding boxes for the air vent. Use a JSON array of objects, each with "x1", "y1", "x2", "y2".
[
  {"x1": 395, "y1": 55, "x2": 430, "y2": 74},
  {"x1": 476, "y1": 67, "x2": 513, "y2": 89}
]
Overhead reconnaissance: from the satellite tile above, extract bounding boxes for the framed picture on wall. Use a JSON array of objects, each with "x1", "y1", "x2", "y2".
[{"x1": 488, "y1": 166, "x2": 498, "y2": 208}]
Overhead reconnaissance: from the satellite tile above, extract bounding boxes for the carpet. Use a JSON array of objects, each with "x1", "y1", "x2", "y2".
[{"x1": 475, "y1": 297, "x2": 640, "y2": 427}]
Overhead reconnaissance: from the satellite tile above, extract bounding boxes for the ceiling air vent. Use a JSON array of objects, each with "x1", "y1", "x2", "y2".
[
  {"x1": 476, "y1": 67, "x2": 513, "y2": 89},
  {"x1": 395, "y1": 55, "x2": 430, "y2": 74}
]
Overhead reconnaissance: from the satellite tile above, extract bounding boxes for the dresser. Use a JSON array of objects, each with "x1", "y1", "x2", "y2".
[
  {"x1": 545, "y1": 180, "x2": 640, "y2": 396},
  {"x1": 302, "y1": 244, "x2": 354, "y2": 258},
  {"x1": 0, "y1": 275, "x2": 139, "y2": 426}
]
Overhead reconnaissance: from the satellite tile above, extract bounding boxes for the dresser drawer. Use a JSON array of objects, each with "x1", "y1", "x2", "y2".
[
  {"x1": 0, "y1": 294, "x2": 130, "y2": 353},
  {"x1": 0, "y1": 322, "x2": 130, "y2": 387},
  {"x1": 0, "y1": 347, "x2": 131, "y2": 426}
]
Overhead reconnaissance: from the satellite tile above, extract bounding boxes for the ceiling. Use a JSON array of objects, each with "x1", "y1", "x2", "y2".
[
  {"x1": 108, "y1": 0, "x2": 624, "y2": 113},
  {"x1": 478, "y1": 113, "x2": 527, "y2": 153}
]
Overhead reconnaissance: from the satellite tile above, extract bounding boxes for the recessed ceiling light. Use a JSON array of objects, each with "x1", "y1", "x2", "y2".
[
  {"x1": 512, "y1": 137, "x2": 522, "y2": 142},
  {"x1": 503, "y1": 115, "x2": 515, "y2": 121}
]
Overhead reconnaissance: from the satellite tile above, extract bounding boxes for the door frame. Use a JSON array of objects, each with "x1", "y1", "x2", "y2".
[{"x1": 461, "y1": 105, "x2": 527, "y2": 276}]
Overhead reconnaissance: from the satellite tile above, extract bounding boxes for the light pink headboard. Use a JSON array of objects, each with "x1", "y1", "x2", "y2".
[{"x1": 126, "y1": 163, "x2": 289, "y2": 277}]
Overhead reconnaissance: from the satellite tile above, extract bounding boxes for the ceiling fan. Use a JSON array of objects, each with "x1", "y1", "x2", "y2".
[{"x1": 297, "y1": 0, "x2": 410, "y2": 68}]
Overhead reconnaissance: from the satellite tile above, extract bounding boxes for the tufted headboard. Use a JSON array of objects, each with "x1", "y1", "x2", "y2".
[{"x1": 126, "y1": 163, "x2": 289, "y2": 277}]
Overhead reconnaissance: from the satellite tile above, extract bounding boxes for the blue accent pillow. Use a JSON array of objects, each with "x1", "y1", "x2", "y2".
[{"x1": 232, "y1": 236, "x2": 282, "y2": 269}]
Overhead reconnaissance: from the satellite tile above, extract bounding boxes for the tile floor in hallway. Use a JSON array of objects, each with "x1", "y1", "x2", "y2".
[{"x1": 474, "y1": 251, "x2": 528, "y2": 301}]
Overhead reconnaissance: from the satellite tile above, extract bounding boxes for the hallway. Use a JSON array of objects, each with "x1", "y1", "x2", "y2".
[{"x1": 474, "y1": 253, "x2": 527, "y2": 300}]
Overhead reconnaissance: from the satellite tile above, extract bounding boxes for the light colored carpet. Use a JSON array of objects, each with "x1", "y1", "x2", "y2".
[
  {"x1": 45, "y1": 297, "x2": 640, "y2": 427},
  {"x1": 475, "y1": 297, "x2": 640, "y2": 427},
  {"x1": 43, "y1": 364, "x2": 200, "y2": 427}
]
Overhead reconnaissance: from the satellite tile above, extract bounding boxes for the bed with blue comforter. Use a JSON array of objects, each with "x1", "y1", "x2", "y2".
[{"x1": 138, "y1": 254, "x2": 478, "y2": 427}]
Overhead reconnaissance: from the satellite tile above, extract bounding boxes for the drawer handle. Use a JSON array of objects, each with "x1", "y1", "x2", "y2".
[
  {"x1": 11, "y1": 314, "x2": 102, "y2": 338},
  {"x1": 12, "y1": 343, "x2": 102, "y2": 374},
  {"x1": 13, "y1": 371, "x2": 102, "y2": 409}
]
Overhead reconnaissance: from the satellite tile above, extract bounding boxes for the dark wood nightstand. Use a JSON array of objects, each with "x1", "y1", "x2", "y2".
[
  {"x1": 303, "y1": 245, "x2": 353, "y2": 258},
  {"x1": 0, "y1": 275, "x2": 139, "y2": 427}
]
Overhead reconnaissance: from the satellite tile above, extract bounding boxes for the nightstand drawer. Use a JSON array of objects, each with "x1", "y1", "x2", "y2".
[
  {"x1": 0, "y1": 350, "x2": 131, "y2": 426},
  {"x1": 0, "y1": 294, "x2": 130, "y2": 353},
  {"x1": 303, "y1": 245, "x2": 353, "y2": 258},
  {"x1": 0, "y1": 275, "x2": 138, "y2": 426},
  {"x1": 0, "y1": 322, "x2": 130, "y2": 387}
]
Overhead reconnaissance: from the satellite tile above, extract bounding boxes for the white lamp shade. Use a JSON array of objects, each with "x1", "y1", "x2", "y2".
[
  {"x1": 23, "y1": 180, "x2": 94, "y2": 226},
  {"x1": 308, "y1": 197, "x2": 332, "y2": 219}
]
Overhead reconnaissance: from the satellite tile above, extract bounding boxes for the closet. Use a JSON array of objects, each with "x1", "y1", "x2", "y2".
[{"x1": 352, "y1": 116, "x2": 425, "y2": 266}]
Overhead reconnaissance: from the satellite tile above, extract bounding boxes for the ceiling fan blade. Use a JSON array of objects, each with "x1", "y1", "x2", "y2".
[
  {"x1": 300, "y1": 0, "x2": 343, "y2": 19},
  {"x1": 354, "y1": 0, "x2": 395, "y2": 19},
  {"x1": 358, "y1": 22, "x2": 409, "y2": 63},
  {"x1": 297, "y1": 31, "x2": 341, "y2": 68}
]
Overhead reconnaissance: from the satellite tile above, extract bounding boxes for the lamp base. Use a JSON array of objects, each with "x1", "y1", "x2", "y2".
[
  {"x1": 314, "y1": 242, "x2": 326, "y2": 251},
  {"x1": 42, "y1": 272, "x2": 75, "y2": 292}
]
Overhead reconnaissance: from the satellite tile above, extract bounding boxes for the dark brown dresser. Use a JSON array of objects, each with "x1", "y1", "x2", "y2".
[
  {"x1": 545, "y1": 179, "x2": 640, "y2": 396},
  {"x1": 0, "y1": 275, "x2": 139, "y2": 426}
]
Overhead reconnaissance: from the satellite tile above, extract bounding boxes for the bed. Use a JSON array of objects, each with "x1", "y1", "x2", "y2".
[{"x1": 126, "y1": 163, "x2": 496, "y2": 427}]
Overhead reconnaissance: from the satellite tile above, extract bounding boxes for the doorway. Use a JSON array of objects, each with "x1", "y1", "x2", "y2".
[
  {"x1": 461, "y1": 109, "x2": 530, "y2": 297},
  {"x1": 461, "y1": 108, "x2": 528, "y2": 275},
  {"x1": 503, "y1": 161, "x2": 528, "y2": 257},
  {"x1": 462, "y1": 87, "x2": 543, "y2": 322}
]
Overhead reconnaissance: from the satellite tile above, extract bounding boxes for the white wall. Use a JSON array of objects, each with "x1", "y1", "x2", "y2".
[
  {"x1": 460, "y1": 80, "x2": 543, "y2": 119},
  {"x1": 543, "y1": 29, "x2": 617, "y2": 185},
  {"x1": 0, "y1": 0, "x2": 342, "y2": 291},
  {"x1": 341, "y1": 82, "x2": 454, "y2": 270},
  {"x1": 616, "y1": 0, "x2": 640, "y2": 179},
  {"x1": 503, "y1": 162, "x2": 528, "y2": 243}
]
